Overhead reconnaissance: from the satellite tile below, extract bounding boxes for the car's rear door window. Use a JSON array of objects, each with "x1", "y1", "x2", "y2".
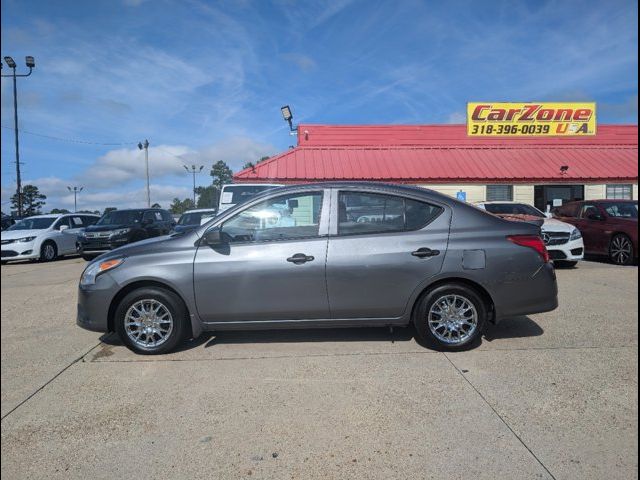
[
  {"x1": 222, "y1": 192, "x2": 323, "y2": 243},
  {"x1": 338, "y1": 192, "x2": 442, "y2": 235}
]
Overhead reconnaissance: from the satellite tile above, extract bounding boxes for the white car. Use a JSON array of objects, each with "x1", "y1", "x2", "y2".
[
  {"x1": 476, "y1": 201, "x2": 584, "y2": 267},
  {"x1": 1, "y1": 213, "x2": 100, "y2": 264}
]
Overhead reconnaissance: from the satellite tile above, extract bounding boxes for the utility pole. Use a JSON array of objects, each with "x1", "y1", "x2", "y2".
[
  {"x1": 67, "y1": 186, "x2": 83, "y2": 212},
  {"x1": 184, "y1": 165, "x2": 204, "y2": 205},
  {"x1": 138, "y1": 139, "x2": 150, "y2": 207},
  {"x1": 1, "y1": 56, "x2": 35, "y2": 218}
]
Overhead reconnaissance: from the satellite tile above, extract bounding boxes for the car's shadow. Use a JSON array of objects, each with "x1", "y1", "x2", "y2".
[{"x1": 99, "y1": 315, "x2": 543, "y2": 353}]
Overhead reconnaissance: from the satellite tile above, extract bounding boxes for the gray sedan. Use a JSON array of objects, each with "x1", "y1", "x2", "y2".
[{"x1": 77, "y1": 182, "x2": 558, "y2": 354}]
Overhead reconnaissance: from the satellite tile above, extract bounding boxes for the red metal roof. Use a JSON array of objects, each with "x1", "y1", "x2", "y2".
[{"x1": 235, "y1": 124, "x2": 638, "y2": 184}]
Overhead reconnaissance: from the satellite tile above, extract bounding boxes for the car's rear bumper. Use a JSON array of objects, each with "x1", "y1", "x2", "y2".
[{"x1": 494, "y1": 262, "x2": 558, "y2": 322}]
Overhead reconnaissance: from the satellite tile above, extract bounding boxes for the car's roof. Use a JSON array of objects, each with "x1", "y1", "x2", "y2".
[
  {"x1": 182, "y1": 209, "x2": 217, "y2": 213},
  {"x1": 565, "y1": 199, "x2": 637, "y2": 204},
  {"x1": 24, "y1": 214, "x2": 63, "y2": 219},
  {"x1": 475, "y1": 201, "x2": 524, "y2": 205}
]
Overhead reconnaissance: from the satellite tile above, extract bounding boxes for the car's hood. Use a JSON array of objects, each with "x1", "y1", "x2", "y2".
[
  {"x1": 1, "y1": 229, "x2": 45, "y2": 240},
  {"x1": 493, "y1": 213, "x2": 544, "y2": 227},
  {"x1": 94, "y1": 234, "x2": 186, "y2": 262},
  {"x1": 85, "y1": 224, "x2": 130, "y2": 232},
  {"x1": 541, "y1": 218, "x2": 575, "y2": 232}
]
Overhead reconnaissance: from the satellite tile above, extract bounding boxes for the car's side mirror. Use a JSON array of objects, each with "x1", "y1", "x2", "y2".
[
  {"x1": 59, "y1": 224, "x2": 69, "y2": 231},
  {"x1": 203, "y1": 228, "x2": 224, "y2": 246}
]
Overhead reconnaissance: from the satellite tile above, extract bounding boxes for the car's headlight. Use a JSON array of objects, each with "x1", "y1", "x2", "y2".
[
  {"x1": 110, "y1": 228, "x2": 131, "y2": 237},
  {"x1": 80, "y1": 258, "x2": 124, "y2": 286},
  {"x1": 17, "y1": 236, "x2": 36, "y2": 243},
  {"x1": 570, "y1": 228, "x2": 582, "y2": 241}
]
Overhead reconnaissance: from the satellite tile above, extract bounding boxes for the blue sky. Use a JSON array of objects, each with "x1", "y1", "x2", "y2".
[{"x1": 1, "y1": 0, "x2": 638, "y2": 211}]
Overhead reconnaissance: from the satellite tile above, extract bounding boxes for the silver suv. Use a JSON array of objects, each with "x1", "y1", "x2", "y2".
[{"x1": 77, "y1": 183, "x2": 558, "y2": 354}]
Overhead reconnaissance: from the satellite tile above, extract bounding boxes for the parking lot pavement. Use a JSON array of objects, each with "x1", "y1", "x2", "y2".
[{"x1": 1, "y1": 259, "x2": 637, "y2": 479}]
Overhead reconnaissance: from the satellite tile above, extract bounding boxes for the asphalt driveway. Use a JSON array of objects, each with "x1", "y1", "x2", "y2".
[{"x1": 1, "y1": 258, "x2": 637, "y2": 479}]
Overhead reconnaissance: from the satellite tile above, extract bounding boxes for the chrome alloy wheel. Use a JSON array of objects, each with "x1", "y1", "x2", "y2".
[
  {"x1": 611, "y1": 236, "x2": 633, "y2": 265},
  {"x1": 42, "y1": 243, "x2": 56, "y2": 261},
  {"x1": 428, "y1": 294, "x2": 478, "y2": 345},
  {"x1": 124, "y1": 299, "x2": 174, "y2": 348}
]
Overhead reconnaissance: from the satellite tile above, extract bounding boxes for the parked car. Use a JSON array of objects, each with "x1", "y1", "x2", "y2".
[
  {"x1": 554, "y1": 200, "x2": 638, "y2": 265},
  {"x1": 1, "y1": 213, "x2": 99, "y2": 264},
  {"x1": 218, "y1": 183, "x2": 283, "y2": 213},
  {"x1": 476, "y1": 201, "x2": 584, "y2": 267},
  {"x1": 173, "y1": 209, "x2": 217, "y2": 234},
  {"x1": 1, "y1": 213, "x2": 16, "y2": 231},
  {"x1": 77, "y1": 208, "x2": 175, "y2": 261},
  {"x1": 77, "y1": 182, "x2": 558, "y2": 354}
]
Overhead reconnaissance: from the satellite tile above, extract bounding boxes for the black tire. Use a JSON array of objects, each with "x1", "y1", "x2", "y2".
[
  {"x1": 609, "y1": 234, "x2": 634, "y2": 266},
  {"x1": 115, "y1": 287, "x2": 188, "y2": 355},
  {"x1": 554, "y1": 260, "x2": 578, "y2": 268},
  {"x1": 40, "y1": 241, "x2": 58, "y2": 262},
  {"x1": 1, "y1": 261, "x2": 7, "y2": 265},
  {"x1": 81, "y1": 253, "x2": 98, "y2": 261},
  {"x1": 413, "y1": 283, "x2": 487, "y2": 351}
]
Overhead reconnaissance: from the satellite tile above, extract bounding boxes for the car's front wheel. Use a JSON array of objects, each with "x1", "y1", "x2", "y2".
[
  {"x1": 40, "y1": 241, "x2": 57, "y2": 262},
  {"x1": 413, "y1": 283, "x2": 487, "y2": 350},
  {"x1": 609, "y1": 234, "x2": 634, "y2": 265},
  {"x1": 115, "y1": 287, "x2": 188, "y2": 354}
]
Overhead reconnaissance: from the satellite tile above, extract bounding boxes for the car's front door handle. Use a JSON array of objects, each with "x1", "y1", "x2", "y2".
[
  {"x1": 411, "y1": 247, "x2": 440, "y2": 258},
  {"x1": 287, "y1": 253, "x2": 315, "y2": 264}
]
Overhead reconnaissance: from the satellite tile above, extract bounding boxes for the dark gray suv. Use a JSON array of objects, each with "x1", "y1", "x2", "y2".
[{"x1": 77, "y1": 183, "x2": 558, "y2": 354}]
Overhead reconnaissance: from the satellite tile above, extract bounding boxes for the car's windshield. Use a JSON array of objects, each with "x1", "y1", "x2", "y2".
[
  {"x1": 7, "y1": 217, "x2": 56, "y2": 230},
  {"x1": 603, "y1": 202, "x2": 638, "y2": 218},
  {"x1": 177, "y1": 211, "x2": 216, "y2": 225},
  {"x1": 483, "y1": 203, "x2": 545, "y2": 218},
  {"x1": 220, "y1": 185, "x2": 279, "y2": 205},
  {"x1": 97, "y1": 210, "x2": 144, "y2": 226}
]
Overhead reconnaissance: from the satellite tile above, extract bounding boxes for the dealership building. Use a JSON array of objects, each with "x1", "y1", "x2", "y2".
[{"x1": 234, "y1": 124, "x2": 638, "y2": 211}]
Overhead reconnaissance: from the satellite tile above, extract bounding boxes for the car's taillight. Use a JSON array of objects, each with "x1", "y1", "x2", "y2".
[{"x1": 507, "y1": 235, "x2": 550, "y2": 263}]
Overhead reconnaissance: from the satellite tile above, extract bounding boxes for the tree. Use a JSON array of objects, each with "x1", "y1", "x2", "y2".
[
  {"x1": 206, "y1": 160, "x2": 233, "y2": 208},
  {"x1": 50, "y1": 208, "x2": 70, "y2": 214},
  {"x1": 168, "y1": 198, "x2": 195, "y2": 215},
  {"x1": 258, "y1": 156, "x2": 270, "y2": 163},
  {"x1": 242, "y1": 161, "x2": 255, "y2": 170},
  {"x1": 195, "y1": 186, "x2": 217, "y2": 209},
  {"x1": 103, "y1": 207, "x2": 117, "y2": 215},
  {"x1": 11, "y1": 184, "x2": 46, "y2": 216}
]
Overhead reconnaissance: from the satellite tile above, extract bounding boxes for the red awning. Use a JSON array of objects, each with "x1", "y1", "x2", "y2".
[{"x1": 235, "y1": 124, "x2": 638, "y2": 184}]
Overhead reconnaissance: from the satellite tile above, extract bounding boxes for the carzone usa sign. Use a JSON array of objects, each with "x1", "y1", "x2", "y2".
[{"x1": 467, "y1": 102, "x2": 596, "y2": 136}]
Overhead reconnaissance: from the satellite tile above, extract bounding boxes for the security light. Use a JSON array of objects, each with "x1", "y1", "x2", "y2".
[
  {"x1": 560, "y1": 165, "x2": 569, "y2": 173},
  {"x1": 25, "y1": 56, "x2": 35, "y2": 68},
  {"x1": 281, "y1": 105, "x2": 293, "y2": 122},
  {"x1": 4, "y1": 56, "x2": 16, "y2": 68}
]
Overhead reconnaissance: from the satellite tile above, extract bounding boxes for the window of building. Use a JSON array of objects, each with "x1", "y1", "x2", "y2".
[
  {"x1": 606, "y1": 184, "x2": 632, "y2": 200},
  {"x1": 486, "y1": 185, "x2": 514, "y2": 202}
]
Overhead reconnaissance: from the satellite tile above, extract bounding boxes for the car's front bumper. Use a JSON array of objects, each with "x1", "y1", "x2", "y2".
[
  {"x1": 76, "y1": 272, "x2": 119, "y2": 333},
  {"x1": 78, "y1": 237, "x2": 129, "y2": 255},
  {"x1": 1, "y1": 241, "x2": 38, "y2": 261},
  {"x1": 547, "y1": 237, "x2": 585, "y2": 262}
]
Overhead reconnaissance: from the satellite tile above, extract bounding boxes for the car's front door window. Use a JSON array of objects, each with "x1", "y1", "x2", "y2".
[{"x1": 222, "y1": 192, "x2": 323, "y2": 243}]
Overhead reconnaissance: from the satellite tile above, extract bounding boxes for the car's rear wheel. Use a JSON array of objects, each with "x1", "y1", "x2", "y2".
[
  {"x1": 40, "y1": 241, "x2": 57, "y2": 262},
  {"x1": 609, "y1": 234, "x2": 634, "y2": 265},
  {"x1": 115, "y1": 287, "x2": 188, "y2": 354},
  {"x1": 414, "y1": 284, "x2": 487, "y2": 350}
]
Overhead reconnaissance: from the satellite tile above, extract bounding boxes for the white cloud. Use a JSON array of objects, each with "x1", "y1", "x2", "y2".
[{"x1": 447, "y1": 112, "x2": 466, "y2": 124}]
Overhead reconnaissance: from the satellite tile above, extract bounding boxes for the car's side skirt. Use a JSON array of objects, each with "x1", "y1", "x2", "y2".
[{"x1": 201, "y1": 317, "x2": 409, "y2": 331}]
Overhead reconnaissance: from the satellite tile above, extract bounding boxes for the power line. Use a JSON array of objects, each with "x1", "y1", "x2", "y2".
[{"x1": 0, "y1": 125, "x2": 137, "y2": 146}]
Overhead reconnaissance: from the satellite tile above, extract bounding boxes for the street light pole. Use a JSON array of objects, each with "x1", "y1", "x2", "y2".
[
  {"x1": 184, "y1": 165, "x2": 204, "y2": 205},
  {"x1": 67, "y1": 186, "x2": 83, "y2": 212},
  {"x1": 138, "y1": 139, "x2": 150, "y2": 207},
  {"x1": 1, "y1": 56, "x2": 35, "y2": 218}
]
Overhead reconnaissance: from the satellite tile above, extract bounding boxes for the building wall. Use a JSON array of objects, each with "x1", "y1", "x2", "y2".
[
  {"x1": 417, "y1": 184, "x2": 486, "y2": 203},
  {"x1": 513, "y1": 185, "x2": 534, "y2": 204}
]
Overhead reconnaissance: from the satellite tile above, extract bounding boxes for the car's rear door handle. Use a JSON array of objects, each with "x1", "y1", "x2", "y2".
[
  {"x1": 287, "y1": 253, "x2": 315, "y2": 264},
  {"x1": 411, "y1": 247, "x2": 440, "y2": 258}
]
